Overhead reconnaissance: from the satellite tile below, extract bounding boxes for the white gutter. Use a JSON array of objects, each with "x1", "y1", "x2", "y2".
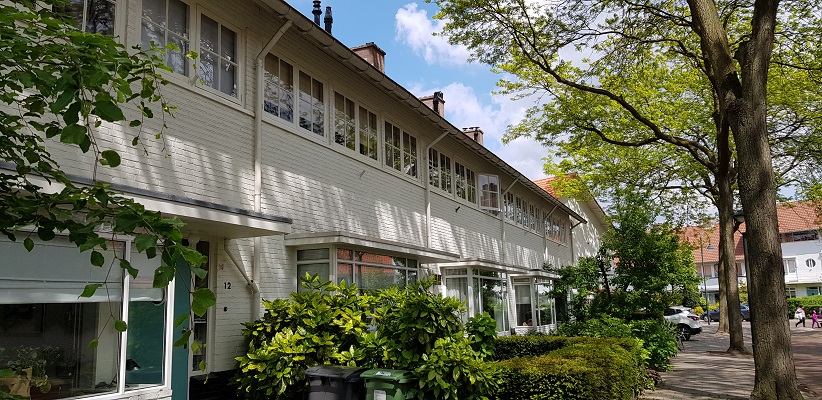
[
  {"x1": 224, "y1": 240, "x2": 261, "y2": 321},
  {"x1": 250, "y1": 20, "x2": 292, "y2": 321},
  {"x1": 499, "y1": 181, "x2": 517, "y2": 263},
  {"x1": 425, "y1": 132, "x2": 449, "y2": 248}
]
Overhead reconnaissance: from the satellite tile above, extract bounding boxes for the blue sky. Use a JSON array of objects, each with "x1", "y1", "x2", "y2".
[{"x1": 291, "y1": 0, "x2": 553, "y2": 181}]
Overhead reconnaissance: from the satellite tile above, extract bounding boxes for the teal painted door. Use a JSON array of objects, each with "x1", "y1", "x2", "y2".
[{"x1": 172, "y1": 259, "x2": 191, "y2": 400}]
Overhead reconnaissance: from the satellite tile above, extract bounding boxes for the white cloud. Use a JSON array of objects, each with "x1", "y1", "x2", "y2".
[
  {"x1": 407, "y1": 82, "x2": 553, "y2": 181},
  {"x1": 395, "y1": 3, "x2": 471, "y2": 66}
]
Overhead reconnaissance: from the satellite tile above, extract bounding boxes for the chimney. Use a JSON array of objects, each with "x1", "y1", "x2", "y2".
[
  {"x1": 351, "y1": 42, "x2": 386, "y2": 73},
  {"x1": 312, "y1": 1, "x2": 322, "y2": 25},
  {"x1": 324, "y1": 6, "x2": 333, "y2": 33},
  {"x1": 462, "y1": 127, "x2": 484, "y2": 145},
  {"x1": 419, "y1": 91, "x2": 445, "y2": 117}
]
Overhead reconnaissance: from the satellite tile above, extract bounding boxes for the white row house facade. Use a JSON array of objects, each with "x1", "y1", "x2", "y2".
[
  {"x1": 685, "y1": 201, "x2": 822, "y2": 305},
  {"x1": 0, "y1": 1, "x2": 595, "y2": 400}
]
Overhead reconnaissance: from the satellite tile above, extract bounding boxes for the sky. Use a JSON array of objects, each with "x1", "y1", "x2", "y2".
[{"x1": 290, "y1": 0, "x2": 554, "y2": 181}]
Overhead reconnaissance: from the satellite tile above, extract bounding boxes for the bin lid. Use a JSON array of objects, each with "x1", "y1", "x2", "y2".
[
  {"x1": 360, "y1": 369, "x2": 415, "y2": 383},
  {"x1": 305, "y1": 365, "x2": 369, "y2": 381}
]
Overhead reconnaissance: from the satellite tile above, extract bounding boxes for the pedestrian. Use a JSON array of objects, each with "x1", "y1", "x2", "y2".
[
  {"x1": 795, "y1": 306, "x2": 806, "y2": 327},
  {"x1": 812, "y1": 309, "x2": 820, "y2": 329}
]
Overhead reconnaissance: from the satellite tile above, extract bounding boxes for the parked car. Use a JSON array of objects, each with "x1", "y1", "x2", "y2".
[
  {"x1": 702, "y1": 304, "x2": 751, "y2": 322},
  {"x1": 663, "y1": 306, "x2": 702, "y2": 340}
]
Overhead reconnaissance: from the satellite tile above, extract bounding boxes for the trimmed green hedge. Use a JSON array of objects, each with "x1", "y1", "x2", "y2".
[
  {"x1": 493, "y1": 342, "x2": 642, "y2": 400},
  {"x1": 493, "y1": 335, "x2": 645, "y2": 366}
]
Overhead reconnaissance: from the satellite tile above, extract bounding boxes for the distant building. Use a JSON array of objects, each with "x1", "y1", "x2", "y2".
[{"x1": 684, "y1": 201, "x2": 822, "y2": 304}]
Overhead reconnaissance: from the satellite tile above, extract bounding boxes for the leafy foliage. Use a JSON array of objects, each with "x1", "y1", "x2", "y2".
[
  {"x1": 494, "y1": 342, "x2": 644, "y2": 400},
  {"x1": 0, "y1": 0, "x2": 213, "y2": 335},
  {"x1": 234, "y1": 277, "x2": 496, "y2": 400}
]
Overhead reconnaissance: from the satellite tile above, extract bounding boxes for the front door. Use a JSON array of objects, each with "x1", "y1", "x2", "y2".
[{"x1": 171, "y1": 257, "x2": 191, "y2": 400}]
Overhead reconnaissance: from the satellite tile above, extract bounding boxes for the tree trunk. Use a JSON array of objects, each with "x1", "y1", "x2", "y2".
[
  {"x1": 716, "y1": 172, "x2": 746, "y2": 352},
  {"x1": 690, "y1": 1, "x2": 801, "y2": 398}
]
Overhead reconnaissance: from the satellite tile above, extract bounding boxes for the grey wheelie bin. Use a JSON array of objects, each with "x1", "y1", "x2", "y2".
[
  {"x1": 305, "y1": 365, "x2": 368, "y2": 400},
  {"x1": 360, "y1": 369, "x2": 416, "y2": 400}
]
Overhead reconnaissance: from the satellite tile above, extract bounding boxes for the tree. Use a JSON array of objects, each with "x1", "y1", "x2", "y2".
[
  {"x1": 1, "y1": 0, "x2": 214, "y2": 336},
  {"x1": 550, "y1": 191, "x2": 700, "y2": 321},
  {"x1": 432, "y1": 1, "x2": 817, "y2": 397}
]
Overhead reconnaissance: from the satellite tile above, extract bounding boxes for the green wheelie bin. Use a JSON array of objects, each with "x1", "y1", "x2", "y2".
[{"x1": 360, "y1": 369, "x2": 416, "y2": 400}]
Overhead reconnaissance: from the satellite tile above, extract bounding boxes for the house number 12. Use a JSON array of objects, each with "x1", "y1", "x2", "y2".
[{"x1": 224, "y1": 282, "x2": 232, "y2": 290}]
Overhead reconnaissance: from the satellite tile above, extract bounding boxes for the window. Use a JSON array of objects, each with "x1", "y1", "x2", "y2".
[
  {"x1": 504, "y1": 193, "x2": 514, "y2": 221},
  {"x1": 0, "y1": 236, "x2": 169, "y2": 399},
  {"x1": 736, "y1": 263, "x2": 745, "y2": 277},
  {"x1": 141, "y1": 0, "x2": 189, "y2": 75},
  {"x1": 358, "y1": 107, "x2": 378, "y2": 160},
  {"x1": 296, "y1": 248, "x2": 330, "y2": 292},
  {"x1": 58, "y1": 0, "x2": 117, "y2": 35},
  {"x1": 263, "y1": 55, "x2": 294, "y2": 122},
  {"x1": 334, "y1": 92, "x2": 356, "y2": 150},
  {"x1": 299, "y1": 71, "x2": 324, "y2": 135},
  {"x1": 513, "y1": 277, "x2": 554, "y2": 327},
  {"x1": 199, "y1": 15, "x2": 238, "y2": 97},
  {"x1": 445, "y1": 269, "x2": 508, "y2": 331},
  {"x1": 806, "y1": 259, "x2": 817, "y2": 269},
  {"x1": 807, "y1": 287, "x2": 821, "y2": 296},
  {"x1": 428, "y1": 149, "x2": 451, "y2": 194},
  {"x1": 711, "y1": 263, "x2": 719, "y2": 278},
  {"x1": 784, "y1": 258, "x2": 797, "y2": 274},
  {"x1": 515, "y1": 197, "x2": 522, "y2": 225},
  {"x1": 454, "y1": 162, "x2": 476, "y2": 203},
  {"x1": 529, "y1": 204, "x2": 536, "y2": 231},
  {"x1": 336, "y1": 249, "x2": 417, "y2": 293},
  {"x1": 384, "y1": 122, "x2": 417, "y2": 177},
  {"x1": 786, "y1": 287, "x2": 797, "y2": 298},
  {"x1": 478, "y1": 175, "x2": 499, "y2": 211},
  {"x1": 521, "y1": 200, "x2": 530, "y2": 228}
]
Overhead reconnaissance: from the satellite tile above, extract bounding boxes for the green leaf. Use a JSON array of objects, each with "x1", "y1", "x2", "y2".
[
  {"x1": 129, "y1": 119, "x2": 142, "y2": 127},
  {"x1": 153, "y1": 265, "x2": 175, "y2": 288},
  {"x1": 80, "y1": 283, "x2": 103, "y2": 298},
  {"x1": 174, "y1": 329, "x2": 191, "y2": 348},
  {"x1": 88, "y1": 339, "x2": 99, "y2": 349},
  {"x1": 93, "y1": 99, "x2": 125, "y2": 122},
  {"x1": 191, "y1": 340, "x2": 201, "y2": 353},
  {"x1": 192, "y1": 288, "x2": 216, "y2": 317},
  {"x1": 135, "y1": 234, "x2": 157, "y2": 252},
  {"x1": 174, "y1": 313, "x2": 190, "y2": 328},
  {"x1": 60, "y1": 124, "x2": 87, "y2": 145},
  {"x1": 114, "y1": 320, "x2": 128, "y2": 332},
  {"x1": 37, "y1": 226, "x2": 55, "y2": 241},
  {"x1": 100, "y1": 150, "x2": 121, "y2": 167},
  {"x1": 114, "y1": 212, "x2": 143, "y2": 233},
  {"x1": 90, "y1": 250, "x2": 105, "y2": 267},
  {"x1": 24, "y1": 237, "x2": 34, "y2": 252},
  {"x1": 120, "y1": 259, "x2": 138, "y2": 278}
]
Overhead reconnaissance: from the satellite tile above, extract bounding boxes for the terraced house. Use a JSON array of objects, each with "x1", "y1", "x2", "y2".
[{"x1": 1, "y1": 1, "x2": 599, "y2": 399}]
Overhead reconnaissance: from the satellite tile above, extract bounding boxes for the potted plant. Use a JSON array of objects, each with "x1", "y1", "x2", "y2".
[{"x1": 0, "y1": 346, "x2": 58, "y2": 399}]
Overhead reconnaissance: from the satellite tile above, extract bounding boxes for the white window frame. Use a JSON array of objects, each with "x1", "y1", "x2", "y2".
[
  {"x1": 0, "y1": 235, "x2": 176, "y2": 397},
  {"x1": 384, "y1": 121, "x2": 418, "y2": 179},
  {"x1": 195, "y1": 7, "x2": 242, "y2": 101},
  {"x1": 805, "y1": 258, "x2": 817, "y2": 269},
  {"x1": 454, "y1": 161, "x2": 476, "y2": 203},
  {"x1": 429, "y1": 148, "x2": 452, "y2": 194},
  {"x1": 263, "y1": 53, "x2": 294, "y2": 123},
  {"x1": 298, "y1": 70, "x2": 325, "y2": 136},
  {"x1": 784, "y1": 258, "x2": 797, "y2": 275},
  {"x1": 141, "y1": 0, "x2": 190, "y2": 76},
  {"x1": 786, "y1": 287, "x2": 797, "y2": 298},
  {"x1": 59, "y1": 0, "x2": 121, "y2": 36},
  {"x1": 296, "y1": 248, "x2": 331, "y2": 291},
  {"x1": 807, "y1": 286, "x2": 821, "y2": 296}
]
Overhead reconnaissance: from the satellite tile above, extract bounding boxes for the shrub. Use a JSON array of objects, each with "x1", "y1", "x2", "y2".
[
  {"x1": 234, "y1": 276, "x2": 373, "y2": 400},
  {"x1": 549, "y1": 316, "x2": 673, "y2": 371},
  {"x1": 234, "y1": 277, "x2": 496, "y2": 400},
  {"x1": 787, "y1": 295, "x2": 822, "y2": 317},
  {"x1": 494, "y1": 342, "x2": 641, "y2": 400}
]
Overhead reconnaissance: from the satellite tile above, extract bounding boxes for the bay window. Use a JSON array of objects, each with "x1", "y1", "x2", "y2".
[
  {"x1": 0, "y1": 236, "x2": 170, "y2": 399},
  {"x1": 513, "y1": 277, "x2": 554, "y2": 327},
  {"x1": 337, "y1": 248, "x2": 418, "y2": 293},
  {"x1": 443, "y1": 269, "x2": 509, "y2": 332}
]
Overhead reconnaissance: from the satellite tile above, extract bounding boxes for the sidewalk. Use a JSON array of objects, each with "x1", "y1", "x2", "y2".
[{"x1": 641, "y1": 321, "x2": 821, "y2": 400}]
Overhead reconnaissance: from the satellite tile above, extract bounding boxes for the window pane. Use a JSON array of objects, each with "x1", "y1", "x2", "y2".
[
  {"x1": 126, "y1": 251, "x2": 166, "y2": 389},
  {"x1": 86, "y1": 0, "x2": 116, "y2": 35},
  {"x1": 337, "y1": 263, "x2": 353, "y2": 286},
  {"x1": 297, "y1": 263, "x2": 329, "y2": 292},
  {"x1": 142, "y1": 0, "x2": 165, "y2": 27},
  {"x1": 297, "y1": 248, "x2": 329, "y2": 261},
  {"x1": 515, "y1": 284, "x2": 532, "y2": 326},
  {"x1": 358, "y1": 265, "x2": 403, "y2": 292},
  {"x1": 200, "y1": 15, "x2": 218, "y2": 52},
  {"x1": 220, "y1": 60, "x2": 236, "y2": 97},
  {"x1": 221, "y1": 25, "x2": 236, "y2": 61},
  {"x1": 168, "y1": 0, "x2": 188, "y2": 36},
  {"x1": 199, "y1": 52, "x2": 217, "y2": 89}
]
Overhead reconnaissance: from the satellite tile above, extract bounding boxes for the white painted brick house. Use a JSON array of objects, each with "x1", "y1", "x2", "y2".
[{"x1": 1, "y1": 1, "x2": 597, "y2": 400}]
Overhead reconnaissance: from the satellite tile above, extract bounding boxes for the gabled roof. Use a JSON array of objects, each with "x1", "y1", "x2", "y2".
[
  {"x1": 253, "y1": 0, "x2": 586, "y2": 224},
  {"x1": 682, "y1": 201, "x2": 821, "y2": 263},
  {"x1": 533, "y1": 175, "x2": 607, "y2": 226}
]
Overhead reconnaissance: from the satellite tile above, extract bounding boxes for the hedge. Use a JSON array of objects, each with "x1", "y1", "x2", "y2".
[
  {"x1": 787, "y1": 295, "x2": 822, "y2": 317},
  {"x1": 493, "y1": 335, "x2": 644, "y2": 366},
  {"x1": 493, "y1": 342, "x2": 643, "y2": 400}
]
